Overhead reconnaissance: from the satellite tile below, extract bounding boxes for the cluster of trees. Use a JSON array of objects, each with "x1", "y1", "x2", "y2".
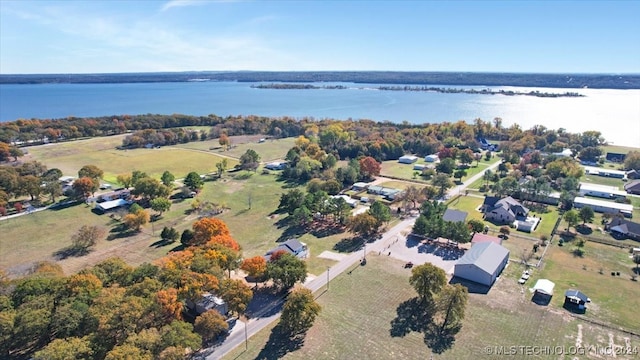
[
  {"x1": 122, "y1": 128, "x2": 206, "y2": 148},
  {"x1": 0, "y1": 142, "x2": 23, "y2": 162},
  {"x1": 278, "y1": 184, "x2": 352, "y2": 227},
  {"x1": 3, "y1": 114, "x2": 608, "y2": 169},
  {"x1": 0, "y1": 218, "x2": 252, "y2": 359},
  {"x1": 0, "y1": 161, "x2": 62, "y2": 211},
  {"x1": 347, "y1": 201, "x2": 392, "y2": 237},
  {"x1": 412, "y1": 201, "x2": 481, "y2": 244},
  {"x1": 400, "y1": 263, "x2": 468, "y2": 345}
]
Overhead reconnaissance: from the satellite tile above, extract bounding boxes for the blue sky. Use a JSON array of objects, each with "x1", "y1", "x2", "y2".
[{"x1": 1, "y1": 0, "x2": 639, "y2": 74}]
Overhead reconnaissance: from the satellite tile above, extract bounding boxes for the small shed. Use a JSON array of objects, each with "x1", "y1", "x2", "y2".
[
  {"x1": 399, "y1": 155, "x2": 418, "y2": 164},
  {"x1": 425, "y1": 154, "x2": 439, "y2": 162},
  {"x1": 532, "y1": 279, "x2": 555, "y2": 296},
  {"x1": 413, "y1": 164, "x2": 426, "y2": 171},
  {"x1": 564, "y1": 289, "x2": 589, "y2": 312}
]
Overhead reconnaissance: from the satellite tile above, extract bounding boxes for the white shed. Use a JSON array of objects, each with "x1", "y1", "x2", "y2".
[
  {"x1": 398, "y1": 155, "x2": 418, "y2": 164},
  {"x1": 425, "y1": 154, "x2": 440, "y2": 162},
  {"x1": 454, "y1": 242, "x2": 510, "y2": 286}
]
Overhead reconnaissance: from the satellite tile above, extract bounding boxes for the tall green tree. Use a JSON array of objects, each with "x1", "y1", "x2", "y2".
[
  {"x1": 368, "y1": 201, "x2": 391, "y2": 227},
  {"x1": 150, "y1": 198, "x2": 172, "y2": 216},
  {"x1": 239, "y1": 149, "x2": 261, "y2": 171},
  {"x1": 265, "y1": 253, "x2": 307, "y2": 290},
  {"x1": 279, "y1": 288, "x2": 321, "y2": 335},
  {"x1": 184, "y1": 172, "x2": 203, "y2": 191},
  {"x1": 436, "y1": 284, "x2": 468, "y2": 331},
  {"x1": 578, "y1": 206, "x2": 594, "y2": 225},
  {"x1": 564, "y1": 209, "x2": 580, "y2": 232},
  {"x1": 409, "y1": 263, "x2": 447, "y2": 305},
  {"x1": 432, "y1": 174, "x2": 454, "y2": 198},
  {"x1": 160, "y1": 171, "x2": 175, "y2": 187}
]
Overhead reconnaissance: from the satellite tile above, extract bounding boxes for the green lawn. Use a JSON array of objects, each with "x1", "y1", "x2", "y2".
[
  {"x1": 225, "y1": 255, "x2": 639, "y2": 360},
  {"x1": 380, "y1": 160, "x2": 428, "y2": 180},
  {"x1": 175, "y1": 136, "x2": 296, "y2": 162},
  {"x1": 540, "y1": 241, "x2": 640, "y2": 331},
  {"x1": 28, "y1": 136, "x2": 237, "y2": 184}
]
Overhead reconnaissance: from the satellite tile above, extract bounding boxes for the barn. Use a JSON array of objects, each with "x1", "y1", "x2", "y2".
[{"x1": 454, "y1": 242, "x2": 509, "y2": 286}]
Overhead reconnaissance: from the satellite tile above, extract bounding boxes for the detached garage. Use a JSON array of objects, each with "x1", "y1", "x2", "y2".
[{"x1": 454, "y1": 242, "x2": 509, "y2": 286}]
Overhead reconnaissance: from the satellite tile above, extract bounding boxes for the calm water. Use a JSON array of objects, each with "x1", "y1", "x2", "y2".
[{"x1": 1, "y1": 81, "x2": 639, "y2": 147}]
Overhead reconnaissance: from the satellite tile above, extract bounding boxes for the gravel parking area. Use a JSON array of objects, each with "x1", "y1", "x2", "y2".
[{"x1": 379, "y1": 235, "x2": 465, "y2": 274}]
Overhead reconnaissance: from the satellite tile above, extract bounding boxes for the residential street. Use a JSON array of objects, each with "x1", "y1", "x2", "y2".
[{"x1": 203, "y1": 159, "x2": 501, "y2": 359}]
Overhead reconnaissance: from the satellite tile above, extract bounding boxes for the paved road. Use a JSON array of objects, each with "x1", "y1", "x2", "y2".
[{"x1": 203, "y1": 160, "x2": 502, "y2": 359}]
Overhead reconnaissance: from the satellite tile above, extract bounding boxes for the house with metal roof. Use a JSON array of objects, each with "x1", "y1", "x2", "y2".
[
  {"x1": 398, "y1": 155, "x2": 418, "y2": 164},
  {"x1": 573, "y1": 197, "x2": 633, "y2": 218},
  {"x1": 578, "y1": 182, "x2": 627, "y2": 199},
  {"x1": 454, "y1": 242, "x2": 509, "y2": 286}
]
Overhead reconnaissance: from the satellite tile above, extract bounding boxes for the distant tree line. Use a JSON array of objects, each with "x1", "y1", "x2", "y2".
[{"x1": 2, "y1": 71, "x2": 638, "y2": 89}]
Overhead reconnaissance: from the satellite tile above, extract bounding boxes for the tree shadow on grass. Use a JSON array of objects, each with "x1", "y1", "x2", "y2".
[
  {"x1": 106, "y1": 224, "x2": 137, "y2": 240},
  {"x1": 389, "y1": 297, "x2": 432, "y2": 337},
  {"x1": 390, "y1": 297, "x2": 458, "y2": 354},
  {"x1": 53, "y1": 246, "x2": 91, "y2": 260},
  {"x1": 255, "y1": 324, "x2": 306, "y2": 360},
  {"x1": 333, "y1": 236, "x2": 365, "y2": 253},
  {"x1": 423, "y1": 323, "x2": 460, "y2": 354},
  {"x1": 576, "y1": 224, "x2": 593, "y2": 235},
  {"x1": 149, "y1": 239, "x2": 177, "y2": 248}
]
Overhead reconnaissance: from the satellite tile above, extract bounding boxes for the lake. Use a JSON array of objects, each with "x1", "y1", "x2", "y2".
[{"x1": 1, "y1": 81, "x2": 638, "y2": 147}]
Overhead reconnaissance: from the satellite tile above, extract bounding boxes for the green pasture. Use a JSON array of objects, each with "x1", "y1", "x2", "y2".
[
  {"x1": 28, "y1": 136, "x2": 237, "y2": 184},
  {"x1": 540, "y1": 241, "x2": 640, "y2": 331},
  {"x1": 226, "y1": 255, "x2": 638, "y2": 360}
]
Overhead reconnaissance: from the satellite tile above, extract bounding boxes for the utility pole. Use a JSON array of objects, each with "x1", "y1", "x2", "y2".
[
  {"x1": 244, "y1": 316, "x2": 248, "y2": 350},
  {"x1": 326, "y1": 266, "x2": 330, "y2": 291}
]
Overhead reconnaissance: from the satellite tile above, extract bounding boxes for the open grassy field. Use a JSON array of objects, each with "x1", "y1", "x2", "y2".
[
  {"x1": 539, "y1": 241, "x2": 640, "y2": 331},
  {"x1": 602, "y1": 144, "x2": 639, "y2": 156},
  {"x1": 226, "y1": 255, "x2": 640, "y2": 360},
  {"x1": 0, "y1": 171, "x2": 350, "y2": 277},
  {"x1": 380, "y1": 156, "x2": 500, "y2": 183},
  {"x1": 174, "y1": 136, "x2": 296, "y2": 162},
  {"x1": 27, "y1": 135, "x2": 237, "y2": 184}
]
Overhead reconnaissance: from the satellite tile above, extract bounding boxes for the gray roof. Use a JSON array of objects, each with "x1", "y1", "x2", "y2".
[
  {"x1": 443, "y1": 209, "x2": 468, "y2": 223},
  {"x1": 564, "y1": 289, "x2": 589, "y2": 302},
  {"x1": 266, "y1": 238, "x2": 304, "y2": 255},
  {"x1": 456, "y1": 242, "x2": 509, "y2": 275}
]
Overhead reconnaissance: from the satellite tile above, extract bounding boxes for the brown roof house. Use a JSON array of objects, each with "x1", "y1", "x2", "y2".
[{"x1": 481, "y1": 196, "x2": 529, "y2": 224}]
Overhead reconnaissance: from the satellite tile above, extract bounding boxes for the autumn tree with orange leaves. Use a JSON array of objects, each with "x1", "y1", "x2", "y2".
[
  {"x1": 241, "y1": 256, "x2": 267, "y2": 284},
  {"x1": 190, "y1": 218, "x2": 231, "y2": 246},
  {"x1": 358, "y1": 156, "x2": 381, "y2": 181}
]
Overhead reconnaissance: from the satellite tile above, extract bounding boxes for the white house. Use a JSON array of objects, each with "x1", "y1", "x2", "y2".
[
  {"x1": 413, "y1": 164, "x2": 426, "y2": 171},
  {"x1": 583, "y1": 166, "x2": 626, "y2": 179},
  {"x1": 398, "y1": 155, "x2": 418, "y2": 164},
  {"x1": 425, "y1": 154, "x2": 440, "y2": 162},
  {"x1": 573, "y1": 197, "x2": 633, "y2": 218},
  {"x1": 454, "y1": 242, "x2": 510, "y2": 286},
  {"x1": 95, "y1": 198, "x2": 131, "y2": 213},
  {"x1": 331, "y1": 195, "x2": 358, "y2": 208},
  {"x1": 264, "y1": 161, "x2": 288, "y2": 170},
  {"x1": 578, "y1": 182, "x2": 627, "y2": 199}
]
